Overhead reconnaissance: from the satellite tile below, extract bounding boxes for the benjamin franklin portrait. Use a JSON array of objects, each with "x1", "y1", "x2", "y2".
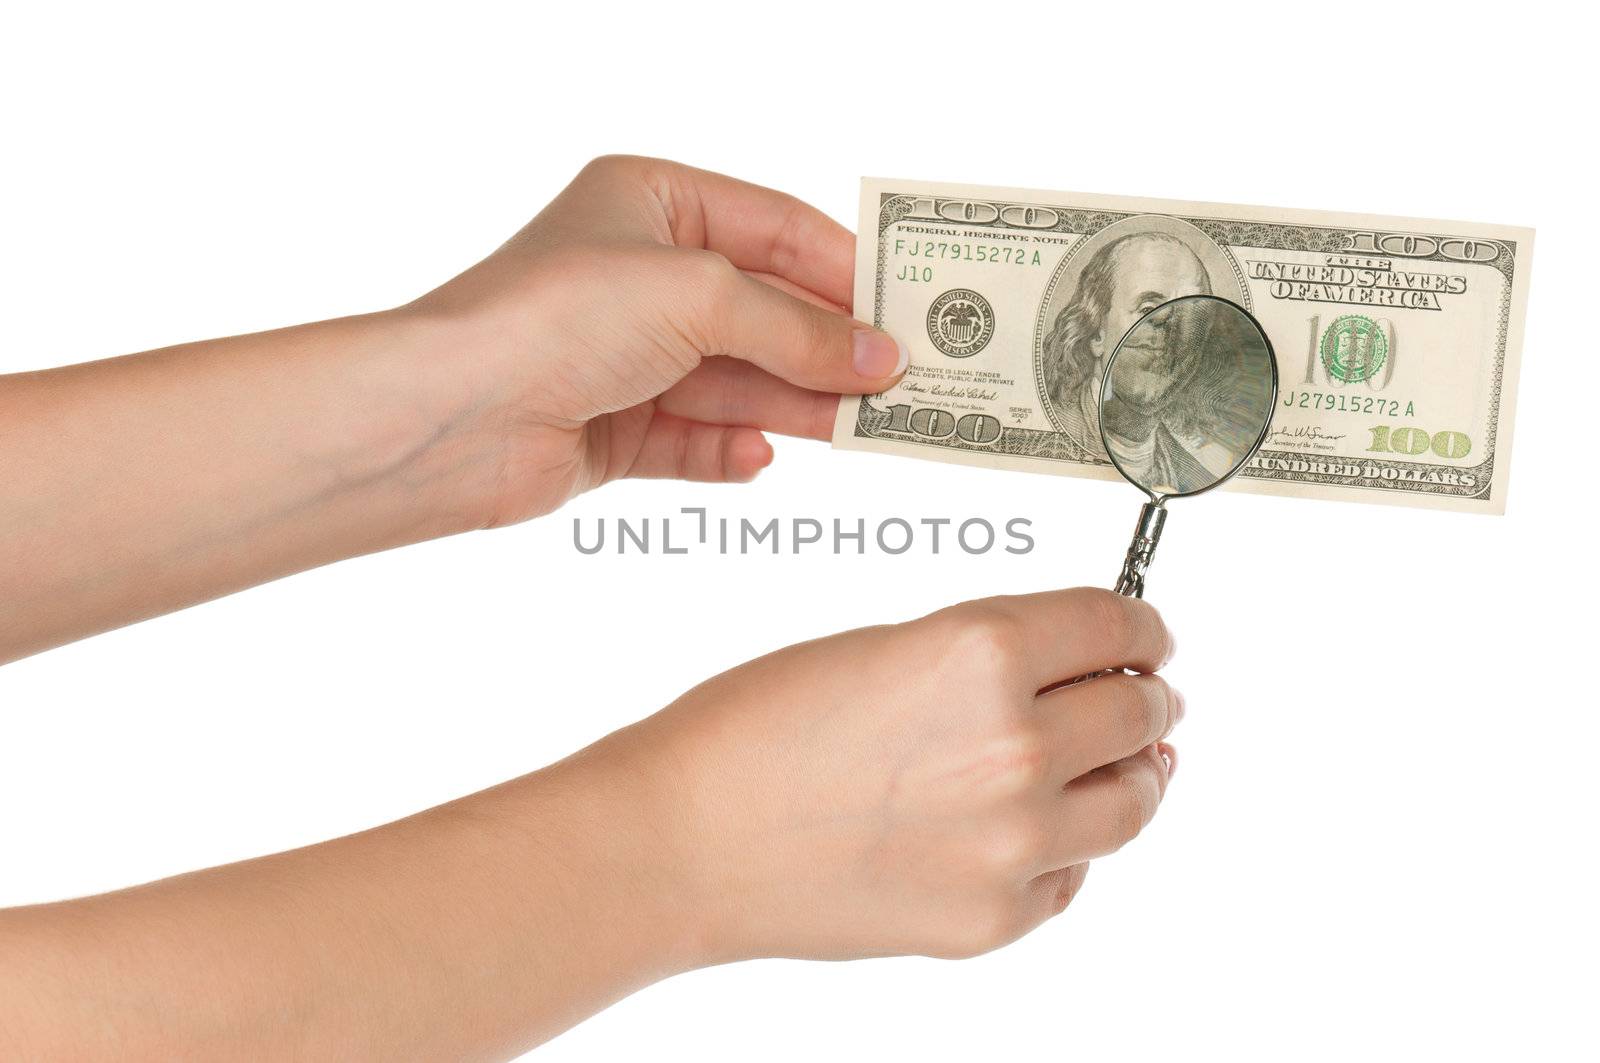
[{"x1": 1037, "y1": 215, "x2": 1257, "y2": 492}]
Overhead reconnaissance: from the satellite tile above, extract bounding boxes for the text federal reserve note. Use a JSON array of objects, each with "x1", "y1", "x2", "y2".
[{"x1": 832, "y1": 178, "x2": 1532, "y2": 513}]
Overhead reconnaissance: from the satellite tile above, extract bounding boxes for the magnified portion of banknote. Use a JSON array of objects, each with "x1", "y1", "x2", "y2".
[{"x1": 832, "y1": 178, "x2": 1533, "y2": 514}]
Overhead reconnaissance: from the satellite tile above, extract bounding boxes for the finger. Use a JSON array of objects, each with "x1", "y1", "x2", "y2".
[
  {"x1": 1008, "y1": 862, "x2": 1091, "y2": 945},
  {"x1": 652, "y1": 159, "x2": 856, "y2": 307},
  {"x1": 656, "y1": 358, "x2": 838, "y2": 441},
  {"x1": 626, "y1": 412, "x2": 774, "y2": 483},
  {"x1": 1025, "y1": 862, "x2": 1091, "y2": 925},
  {"x1": 978, "y1": 587, "x2": 1175, "y2": 689},
  {"x1": 1035, "y1": 672, "x2": 1183, "y2": 784},
  {"x1": 1043, "y1": 744, "x2": 1170, "y2": 870},
  {"x1": 744, "y1": 269, "x2": 849, "y2": 314},
  {"x1": 703, "y1": 266, "x2": 906, "y2": 394}
]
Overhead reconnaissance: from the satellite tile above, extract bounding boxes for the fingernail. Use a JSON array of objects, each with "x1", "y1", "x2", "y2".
[
  {"x1": 1157, "y1": 742, "x2": 1177, "y2": 779},
  {"x1": 1174, "y1": 689, "x2": 1186, "y2": 723},
  {"x1": 853, "y1": 329, "x2": 908, "y2": 379}
]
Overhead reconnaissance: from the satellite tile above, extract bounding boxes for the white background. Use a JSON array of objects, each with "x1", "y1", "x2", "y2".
[{"x1": 2, "y1": 3, "x2": 1594, "y2": 1059}]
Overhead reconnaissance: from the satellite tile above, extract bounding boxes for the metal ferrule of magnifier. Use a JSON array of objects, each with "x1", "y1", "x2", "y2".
[{"x1": 1113, "y1": 501, "x2": 1167, "y2": 599}]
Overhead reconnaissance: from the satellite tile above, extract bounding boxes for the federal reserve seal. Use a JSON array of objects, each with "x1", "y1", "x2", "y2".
[
  {"x1": 926, "y1": 289, "x2": 994, "y2": 358},
  {"x1": 1319, "y1": 314, "x2": 1388, "y2": 383}
]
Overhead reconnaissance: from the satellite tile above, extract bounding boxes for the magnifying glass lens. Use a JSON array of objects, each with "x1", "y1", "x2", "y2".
[{"x1": 1101, "y1": 295, "x2": 1276, "y2": 499}]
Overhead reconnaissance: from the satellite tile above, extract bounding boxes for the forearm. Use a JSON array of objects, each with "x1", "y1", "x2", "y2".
[
  {"x1": 0, "y1": 744, "x2": 703, "y2": 1058},
  {"x1": 0, "y1": 154, "x2": 897, "y2": 663},
  {"x1": 0, "y1": 308, "x2": 497, "y2": 663}
]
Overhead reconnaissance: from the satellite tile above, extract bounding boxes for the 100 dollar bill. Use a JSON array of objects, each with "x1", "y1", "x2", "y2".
[{"x1": 832, "y1": 178, "x2": 1533, "y2": 513}]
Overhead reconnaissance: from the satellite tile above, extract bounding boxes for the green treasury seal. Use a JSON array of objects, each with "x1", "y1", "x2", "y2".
[{"x1": 1319, "y1": 314, "x2": 1389, "y2": 383}]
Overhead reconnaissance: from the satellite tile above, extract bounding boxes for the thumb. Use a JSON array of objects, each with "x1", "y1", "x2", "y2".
[{"x1": 703, "y1": 265, "x2": 908, "y2": 394}]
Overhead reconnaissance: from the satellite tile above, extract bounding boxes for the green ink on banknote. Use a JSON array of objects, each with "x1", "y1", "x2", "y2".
[{"x1": 1319, "y1": 315, "x2": 1389, "y2": 384}]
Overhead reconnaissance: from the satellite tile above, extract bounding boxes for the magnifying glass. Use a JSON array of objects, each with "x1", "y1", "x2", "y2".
[{"x1": 1098, "y1": 294, "x2": 1278, "y2": 598}]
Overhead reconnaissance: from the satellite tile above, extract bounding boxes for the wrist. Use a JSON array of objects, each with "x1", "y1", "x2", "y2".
[
  {"x1": 600, "y1": 721, "x2": 764, "y2": 970},
  {"x1": 359, "y1": 302, "x2": 527, "y2": 535},
  {"x1": 500, "y1": 740, "x2": 720, "y2": 981}
]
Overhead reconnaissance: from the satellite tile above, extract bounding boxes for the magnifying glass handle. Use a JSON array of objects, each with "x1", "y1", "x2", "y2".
[
  {"x1": 1055, "y1": 500, "x2": 1171, "y2": 691},
  {"x1": 1113, "y1": 501, "x2": 1167, "y2": 599}
]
